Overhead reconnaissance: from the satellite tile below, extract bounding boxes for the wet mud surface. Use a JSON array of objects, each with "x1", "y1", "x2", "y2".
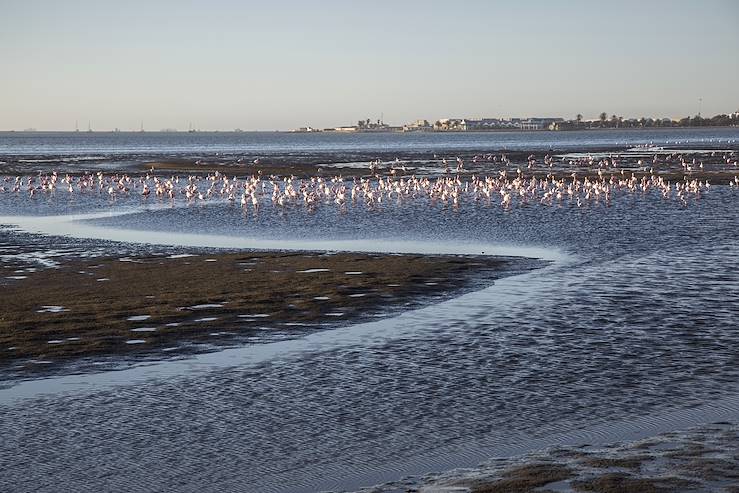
[
  {"x1": 401, "y1": 423, "x2": 739, "y2": 493},
  {"x1": 1, "y1": 146, "x2": 737, "y2": 184},
  {"x1": 0, "y1": 232, "x2": 535, "y2": 376},
  {"x1": 0, "y1": 136, "x2": 737, "y2": 493}
]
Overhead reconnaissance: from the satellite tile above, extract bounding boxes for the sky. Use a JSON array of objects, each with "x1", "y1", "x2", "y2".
[{"x1": 1, "y1": 0, "x2": 738, "y2": 131}]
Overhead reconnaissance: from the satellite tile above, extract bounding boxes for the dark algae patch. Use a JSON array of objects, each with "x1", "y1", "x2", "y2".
[
  {"x1": 469, "y1": 463, "x2": 574, "y2": 493},
  {"x1": 409, "y1": 423, "x2": 739, "y2": 493},
  {"x1": 572, "y1": 473, "x2": 698, "y2": 493},
  {"x1": 0, "y1": 251, "x2": 526, "y2": 371},
  {"x1": 579, "y1": 456, "x2": 649, "y2": 470}
]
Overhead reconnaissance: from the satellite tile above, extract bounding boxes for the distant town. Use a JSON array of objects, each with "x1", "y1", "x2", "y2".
[
  {"x1": 293, "y1": 111, "x2": 739, "y2": 133},
  {"x1": 8, "y1": 111, "x2": 739, "y2": 133}
]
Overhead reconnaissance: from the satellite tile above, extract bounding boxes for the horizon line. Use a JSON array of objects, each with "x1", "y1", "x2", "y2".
[{"x1": 5, "y1": 110, "x2": 739, "y2": 134}]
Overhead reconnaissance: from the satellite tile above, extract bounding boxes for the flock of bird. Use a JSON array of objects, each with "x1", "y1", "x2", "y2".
[
  {"x1": 442, "y1": 149, "x2": 739, "y2": 172},
  {"x1": 0, "y1": 151, "x2": 737, "y2": 212},
  {"x1": 0, "y1": 173, "x2": 735, "y2": 215}
]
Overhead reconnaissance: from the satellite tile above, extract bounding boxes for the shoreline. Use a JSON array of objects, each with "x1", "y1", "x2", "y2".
[{"x1": 2, "y1": 126, "x2": 738, "y2": 134}]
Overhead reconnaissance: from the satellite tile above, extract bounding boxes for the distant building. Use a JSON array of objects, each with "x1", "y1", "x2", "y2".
[
  {"x1": 355, "y1": 118, "x2": 394, "y2": 132},
  {"x1": 431, "y1": 117, "x2": 563, "y2": 131},
  {"x1": 433, "y1": 118, "x2": 465, "y2": 131},
  {"x1": 332, "y1": 118, "x2": 399, "y2": 132},
  {"x1": 516, "y1": 118, "x2": 563, "y2": 130},
  {"x1": 460, "y1": 118, "x2": 518, "y2": 130},
  {"x1": 403, "y1": 119, "x2": 433, "y2": 132}
]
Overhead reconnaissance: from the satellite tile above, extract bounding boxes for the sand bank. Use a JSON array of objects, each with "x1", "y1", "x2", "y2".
[{"x1": 0, "y1": 250, "x2": 528, "y2": 372}]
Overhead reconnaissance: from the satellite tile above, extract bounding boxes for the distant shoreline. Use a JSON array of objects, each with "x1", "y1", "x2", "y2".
[{"x1": 1, "y1": 125, "x2": 738, "y2": 134}]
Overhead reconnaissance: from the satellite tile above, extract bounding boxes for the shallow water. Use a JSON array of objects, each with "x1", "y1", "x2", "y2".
[
  {"x1": 0, "y1": 175, "x2": 738, "y2": 492},
  {"x1": 1, "y1": 128, "x2": 738, "y2": 158}
]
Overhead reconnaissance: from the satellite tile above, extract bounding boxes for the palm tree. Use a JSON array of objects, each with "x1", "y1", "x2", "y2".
[{"x1": 576, "y1": 114, "x2": 583, "y2": 123}]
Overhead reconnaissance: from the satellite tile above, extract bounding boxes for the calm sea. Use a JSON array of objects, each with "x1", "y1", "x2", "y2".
[{"x1": 1, "y1": 127, "x2": 738, "y2": 157}]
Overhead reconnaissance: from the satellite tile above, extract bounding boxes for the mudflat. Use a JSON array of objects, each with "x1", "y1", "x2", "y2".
[
  {"x1": 414, "y1": 422, "x2": 739, "y2": 493},
  {"x1": 0, "y1": 250, "x2": 523, "y2": 369}
]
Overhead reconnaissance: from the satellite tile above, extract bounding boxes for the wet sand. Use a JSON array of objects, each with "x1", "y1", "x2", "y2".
[
  {"x1": 0, "y1": 250, "x2": 529, "y2": 372},
  {"x1": 392, "y1": 423, "x2": 739, "y2": 493}
]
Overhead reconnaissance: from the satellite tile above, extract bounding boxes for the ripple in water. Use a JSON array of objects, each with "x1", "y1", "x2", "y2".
[{"x1": 0, "y1": 187, "x2": 737, "y2": 493}]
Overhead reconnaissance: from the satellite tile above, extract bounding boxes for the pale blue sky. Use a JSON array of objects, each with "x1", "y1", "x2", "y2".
[{"x1": 1, "y1": 0, "x2": 737, "y2": 130}]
